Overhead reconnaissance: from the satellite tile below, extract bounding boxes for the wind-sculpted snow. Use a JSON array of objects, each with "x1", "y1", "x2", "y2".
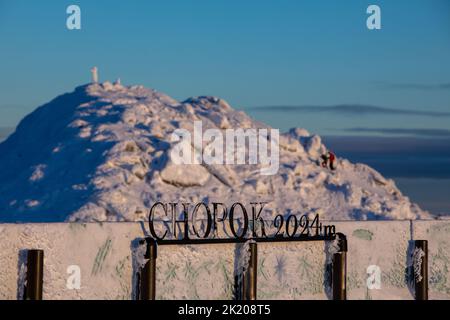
[{"x1": 0, "y1": 82, "x2": 430, "y2": 222}]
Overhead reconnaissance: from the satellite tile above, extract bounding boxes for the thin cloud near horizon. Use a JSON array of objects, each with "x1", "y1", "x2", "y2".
[
  {"x1": 374, "y1": 81, "x2": 450, "y2": 91},
  {"x1": 247, "y1": 104, "x2": 450, "y2": 117},
  {"x1": 342, "y1": 127, "x2": 450, "y2": 138}
]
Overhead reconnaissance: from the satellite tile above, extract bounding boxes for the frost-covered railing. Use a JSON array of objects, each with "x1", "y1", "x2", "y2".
[{"x1": 0, "y1": 220, "x2": 449, "y2": 300}]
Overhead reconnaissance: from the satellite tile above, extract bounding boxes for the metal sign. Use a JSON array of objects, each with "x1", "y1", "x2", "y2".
[{"x1": 147, "y1": 201, "x2": 337, "y2": 244}]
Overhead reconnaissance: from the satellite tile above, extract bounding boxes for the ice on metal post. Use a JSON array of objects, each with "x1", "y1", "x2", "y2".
[
  {"x1": 139, "y1": 237, "x2": 157, "y2": 300},
  {"x1": 242, "y1": 241, "x2": 257, "y2": 300},
  {"x1": 413, "y1": 240, "x2": 428, "y2": 300},
  {"x1": 332, "y1": 233, "x2": 347, "y2": 300}
]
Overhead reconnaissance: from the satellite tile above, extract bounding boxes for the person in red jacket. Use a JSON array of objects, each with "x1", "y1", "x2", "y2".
[{"x1": 328, "y1": 151, "x2": 336, "y2": 171}]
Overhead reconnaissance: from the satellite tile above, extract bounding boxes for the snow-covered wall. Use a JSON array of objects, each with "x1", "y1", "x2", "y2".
[{"x1": 0, "y1": 221, "x2": 449, "y2": 300}]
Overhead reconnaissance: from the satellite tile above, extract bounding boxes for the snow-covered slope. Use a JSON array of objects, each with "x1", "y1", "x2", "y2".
[{"x1": 0, "y1": 82, "x2": 430, "y2": 222}]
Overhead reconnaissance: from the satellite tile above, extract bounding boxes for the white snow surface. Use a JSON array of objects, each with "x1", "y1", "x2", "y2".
[{"x1": 0, "y1": 82, "x2": 430, "y2": 222}]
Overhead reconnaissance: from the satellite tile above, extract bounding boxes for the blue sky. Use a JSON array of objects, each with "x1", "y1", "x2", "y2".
[
  {"x1": 0, "y1": 0, "x2": 449, "y2": 130},
  {"x1": 0, "y1": 0, "x2": 449, "y2": 213}
]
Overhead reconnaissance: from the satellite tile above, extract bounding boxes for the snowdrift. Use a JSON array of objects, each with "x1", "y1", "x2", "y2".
[{"x1": 0, "y1": 82, "x2": 430, "y2": 222}]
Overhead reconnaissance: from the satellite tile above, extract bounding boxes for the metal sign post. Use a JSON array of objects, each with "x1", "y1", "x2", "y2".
[
  {"x1": 137, "y1": 230, "x2": 344, "y2": 300},
  {"x1": 242, "y1": 242, "x2": 257, "y2": 300},
  {"x1": 414, "y1": 240, "x2": 428, "y2": 300},
  {"x1": 139, "y1": 238, "x2": 157, "y2": 300},
  {"x1": 332, "y1": 233, "x2": 347, "y2": 300},
  {"x1": 24, "y1": 249, "x2": 44, "y2": 300}
]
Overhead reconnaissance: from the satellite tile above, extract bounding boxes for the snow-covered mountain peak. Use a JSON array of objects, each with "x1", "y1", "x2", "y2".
[{"x1": 0, "y1": 82, "x2": 430, "y2": 222}]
